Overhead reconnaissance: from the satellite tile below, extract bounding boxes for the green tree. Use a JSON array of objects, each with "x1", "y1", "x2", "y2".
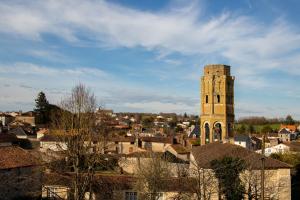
[
  {"x1": 261, "y1": 125, "x2": 273, "y2": 134},
  {"x1": 236, "y1": 124, "x2": 246, "y2": 134},
  {"x1": 248, "y1": 124, "x2": 255, "y2": 134},
  {"x1": 142, "y1": 116, "x2": 154, "y2": 128},
  {"x1": 211, "y1": 157, "x2": 246, "y2": 200},
  {"x1": 285, "y1": 115, "x2": 295, "y2": 125},
  {"x1": 34, "y1": 91, "x2": 50, "y2": 124}
]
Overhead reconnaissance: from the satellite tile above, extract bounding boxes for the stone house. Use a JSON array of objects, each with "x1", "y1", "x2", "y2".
[
  {"x1": 118, "y1": 151, "x2": 189, "y2": 176},
  {"x1": 140, "y1": 136, "x2": 172, "y2": 152},
  {"x1": 106, "y1": 136, "x2": 138, "y2": 154},
  {"x1": 280, "y1": 124, "x2": 298, "y2": 132},
  {"x1": 257, "y1": 142, "x2": 300, "y2": 156},
  {"x1": 0, "y1": 146, "x2": 42, "y2": 200},
  {"x1": 234, "y1": 134, "x2": 252, "y2": 149},
  {"x1": 0, "y1": 113, "x2": 14, "y2": 126},
  {"x1": 256, "y1": 143, "x2": 291, "y2": 156},
  {"x1": 40, "y1": 134, "x2": 67, "y2": 152},
  {"x1": 15, "y1": 112, "x2": 35, "y2": 126},
  {"x1": 190, "y1": 142, "x2": 291, "y2": 200},
  {"x1": 278, "y1": 128, "x2": 296, "y2": 142},
  {"x1": 43, "y1": 172, "x2": 191, "y2": 200},
  {"x1": 234, "y1": 134, "x2": 262, "y2": 150}
]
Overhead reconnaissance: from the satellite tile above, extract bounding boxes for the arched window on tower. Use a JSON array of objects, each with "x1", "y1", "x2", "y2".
[
  {"x1": 214, "y1": 123, "x2": 222, "y2": 141},
  {"x1": 205, "y1": 123, "x2": 210, "y2": 144},
  {"x1": 217, "y1": 95, "x2": 220, "y2": 103},
  {"x1": 206, "y1": 95, "x2": 208, "y2": 103}
]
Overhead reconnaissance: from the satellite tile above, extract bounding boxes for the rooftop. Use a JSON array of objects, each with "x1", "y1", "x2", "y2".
[
  {"x1": 191, "y1": 142, "x2": 291, "y2": 169},
  {"x1": 140, "y1": 136, "x2": 172, "y2": 143},
  {"x1": 0, "y1": 146, "x2": 40, "y2": 169}
]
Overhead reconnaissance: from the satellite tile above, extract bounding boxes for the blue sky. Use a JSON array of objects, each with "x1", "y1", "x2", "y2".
[{"x1": 0, "y1": 0, "x2": 300, "y2": 119}]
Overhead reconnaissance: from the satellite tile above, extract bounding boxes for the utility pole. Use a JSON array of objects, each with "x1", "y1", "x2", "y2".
[{"x1": 261, "y1": 133, "x2": 265, "y2": 200}]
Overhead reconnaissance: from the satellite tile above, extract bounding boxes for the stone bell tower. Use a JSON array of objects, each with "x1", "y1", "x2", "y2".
[{"x1": 200, "y1": 64, "x2": 235, "y2": 145}]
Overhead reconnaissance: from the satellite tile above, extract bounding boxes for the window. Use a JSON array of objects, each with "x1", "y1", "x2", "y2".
[
  {"x1": 125, "y1": 192, "x2": 137, "y2": 200},
  {"x1": 217, "y1": 95, "x2": 220, "y2": 103},
  {"x1": 205, "y1": 95, "x2": 208, "y2": 103},
  {"x1": 205, "y1": 123, "x2": 210, "y2": 144}
]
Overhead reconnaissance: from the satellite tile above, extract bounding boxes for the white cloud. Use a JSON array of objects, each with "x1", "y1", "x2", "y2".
[
  {"x1": 1, "y1": 1, "x2": 300, "y2": 76},
  {"x1": 0, "y1": 62, "x2": 108, "y2": 77},
  {"x1": 1, "y1": 0, "x2": 300, "y2": 117},
  {"x1": 123, "y1": 101, "x2": 197, "y2": 114},
  {"x1": 0, "y1": 62, "x2": 199, "y2": 114}
]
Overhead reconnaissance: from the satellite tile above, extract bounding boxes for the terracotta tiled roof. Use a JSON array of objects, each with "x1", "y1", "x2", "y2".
[
  {"x1": 280, "y1": 124, "x2": 297, "y2": 132},
  {"x1": 0, "y1": 146, "x2": 40, "y2": 169},
  {"x1": 140, "y1": 136, "x2": 172, "y2": 143},
  {"x1": 191, "y1": 142, "x2": 291, "y2": 169},
  {"x1": 43, "y1": 172, "x2": 72, "y2": 187},
  {"x1": 108, "y1": 136, "x2": 135, "y2": 143},
  {"x1": 126, "y1": 151, "x2": 164, "y2": 158}
]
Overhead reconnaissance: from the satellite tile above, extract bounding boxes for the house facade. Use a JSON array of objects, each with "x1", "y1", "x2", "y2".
[
  {"x1": 278, "y1": 128, "x2": 296, "y2": 142},
  {"x1": 0, "y1": 146, "x2": 42, "y2": 200}
]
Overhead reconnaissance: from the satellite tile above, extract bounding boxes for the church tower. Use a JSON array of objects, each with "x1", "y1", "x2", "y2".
[{"x1": 200, "y1": 64, "x2": 234, "y2": 145}]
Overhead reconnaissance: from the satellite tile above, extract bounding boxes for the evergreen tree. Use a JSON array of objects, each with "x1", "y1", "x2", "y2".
[
  {"x1": 211, "y1": 157, "x2": 246, "y2": 200},
  {"x1": 183, "y1": 112, "x2": 188, "y2": 118},
  {"x1": 34, "y1": 91, "x2": 50, "y2": 124}
]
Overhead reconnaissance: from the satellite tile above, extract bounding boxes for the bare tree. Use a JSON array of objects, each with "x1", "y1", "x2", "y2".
[
  {"x1": 134, "y1": 152, "x2": 172, "y2": 200},
  {"x1": 188, "y1": 163, "x2": 217, "y2": 200},
  {"x1": 241, "y1": 167, "x2": 280, "y2": 200},
  {"x1": 50, "y1": 84, "x2": 105, "y2": 200}
]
